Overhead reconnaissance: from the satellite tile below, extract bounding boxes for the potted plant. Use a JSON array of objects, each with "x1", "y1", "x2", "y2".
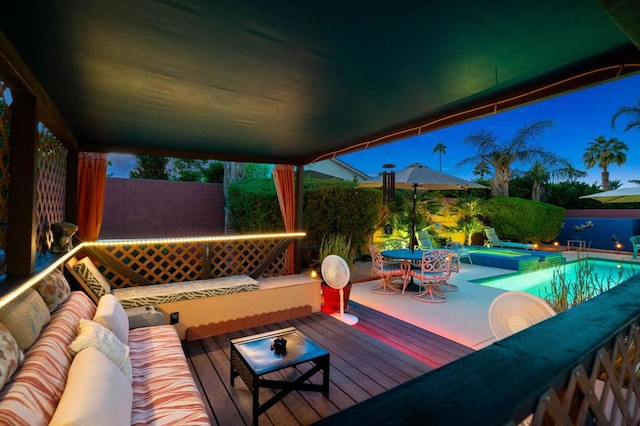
[{"x1": 317, "y1": 233, "x2": 357, "y2": 314}]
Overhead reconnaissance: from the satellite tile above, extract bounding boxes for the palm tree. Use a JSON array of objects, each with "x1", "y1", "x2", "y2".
[
  {"x1": 608, "y1": 179, "x2": 623, "y2": 190},
  {"x1": 525, "y1": 157, "x2": 574, "y2": 201},
  {"x1": 432, "y1": 142, "x2": 447, "y2": 172},
  {"x1": 458, "y1": 120, "x2": 555, "y2": 197},
  {"x1": 630, "y1": 179, "x2": 640, "y2": 185},
  {"x1": 455, "y1": 216, "x2": 485, "y2": 246},
  {"x1": 582, "y1": 135, "x2": 628, "y2": 191},
  {"x1": 527, "y1": 162, "x2": 549, "y2": 201},
  {"x1": 611, "y1": 98, "x2": 640, "y2": 132},
  {"x1": 472, "y1": 161, "x2": 491, "y2": 181}
]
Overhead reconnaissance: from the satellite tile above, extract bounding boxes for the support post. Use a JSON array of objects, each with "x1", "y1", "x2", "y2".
[
  {"x1": 7, "y1": 89, "x2": 38, "y2": 275},
  {"x1": 294, "y1": 165, "x2": 304, "y2": 274}
]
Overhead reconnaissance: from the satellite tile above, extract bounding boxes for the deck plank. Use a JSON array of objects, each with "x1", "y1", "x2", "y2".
[
  {"x1": 347, "y1": 302, "x2": 474, "y2": 366},
  {"x1": 183, "y1": 306, "x2": 472, "y2": 425}
]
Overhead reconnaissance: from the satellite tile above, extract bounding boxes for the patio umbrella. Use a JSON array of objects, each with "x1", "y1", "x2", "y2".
[
  {"x1": 358, "y1": 163, "x2": 487, "y2": 250},
  {"x1": 579, "y1": 186, "x2": 640, "y2": 203}
]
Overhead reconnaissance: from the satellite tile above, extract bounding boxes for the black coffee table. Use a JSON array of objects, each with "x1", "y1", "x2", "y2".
[{"x1": 230, "y1": 327, "x2": 330, "y2": 425}]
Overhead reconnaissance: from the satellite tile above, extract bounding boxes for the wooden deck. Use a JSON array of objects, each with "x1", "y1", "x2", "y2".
[{"x1": 183, "y1": 302, "x2": 474, "y2": 425}]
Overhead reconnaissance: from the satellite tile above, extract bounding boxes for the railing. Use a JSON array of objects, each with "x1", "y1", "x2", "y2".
[
  {"x1": 317, "y1": 274, "x2": 640, "y2": 425},
  {"x1": 0, "y1": 232, "x2": 306, "y2": 307},
  {"x1": 81, "y1": 233, "x2": 305, "y2": 288}
]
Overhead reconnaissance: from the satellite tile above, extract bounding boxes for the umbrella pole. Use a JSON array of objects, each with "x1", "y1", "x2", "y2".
[{"x1": 411, "y1": 183, "x2": 417, "y2": 252}]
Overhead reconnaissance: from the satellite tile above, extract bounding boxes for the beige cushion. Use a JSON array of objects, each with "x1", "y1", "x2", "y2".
[
  {"x1": 73, "y1": 257, "x2": 111, "y2": 298},
  {"x1": 50, "y1": 346, "x2": 133, "y2": 426},
  {"x1": 0, "y1": 288, "x2": 50, "y2": 350},
  {"x1": 69, "y1": 319, "x2": 132, "y2": 383},
  {"x1": 0, "y1": 322, "x2": 24, "y2": 388},
  {"x1": 34, "y1": 268, "x2": 71, "y2": 312},
  {"x1": 93, "y1": 294, "x2": 129, "y2": 345}
]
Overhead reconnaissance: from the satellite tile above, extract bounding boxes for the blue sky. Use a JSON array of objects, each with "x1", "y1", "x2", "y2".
[
  {"x1": 109, "y1": 73, "x2": 640, "y2": 187},
  {"x1": 339, "y1": 73, "x2": 640, "y2": 188}
]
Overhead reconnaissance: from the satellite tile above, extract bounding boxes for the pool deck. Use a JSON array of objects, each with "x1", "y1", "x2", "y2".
[{"x1": 349, "y1": 250, "x2": 640, "y2": 351}]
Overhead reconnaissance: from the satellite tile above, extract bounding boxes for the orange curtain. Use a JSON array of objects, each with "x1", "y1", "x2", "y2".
[
  {"x1": 273, "y1": 164, "x2": 295, "y2": 273},
  {"x1": 77, "y1": 152, "x2": 108, "y2": 241}
]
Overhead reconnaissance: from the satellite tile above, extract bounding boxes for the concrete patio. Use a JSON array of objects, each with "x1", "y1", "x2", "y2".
[{"x1": 349, "y1": 250, "x2": 640, "y2": 350}]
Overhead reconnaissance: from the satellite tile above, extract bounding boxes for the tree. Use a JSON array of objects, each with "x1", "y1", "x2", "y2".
[
  {"x1": 169, "y1": 158, "x2": 224, "y2": 183},
  {"x1": 608, "y1": 179, "x2": 623, "y2": 190},
  {"x1": 129, "y1": 155, "x2": 169, "y2": 180},
  {"x1": 611, "y1": 97, "x2": 640, "y2": 132},
  {"x1": 458, "y1": 120, "x2": 555, "y2": 197},
  {"x1": 630, "y1": 179, "x2": 640, "y2": 185},
  {"x1": 223, "y1": 162, "x2": 246, "y2": 230},
  {"x1": 523, "y1": 157, "x2": 574, "y2": 201},
  {"x1": 432, "y1": 142, "x2": 447, "y2": 172},
  {"x1": 582, "y1": 135, "x2": 628, "y2": 191},
  {"x1": 527, "y1": 162, "x2": 549, "y2": 202},
  {"x1": 170, "y1": 158, "x2": 208, "y2": 182},
  {"x1": 472, "y1": 161, "x2": 491, "y2": 181},
  {"x1": 245, "y1": 163, "x2": 270, "y2": 179}
]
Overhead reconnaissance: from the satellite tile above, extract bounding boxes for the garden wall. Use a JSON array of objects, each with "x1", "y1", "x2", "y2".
[
  {"x1": 558, "y1": 209, "x2": 640, "y2": 251},
  {"x1": 100, "y1": 178, "x2": 225, "y2": 238}
]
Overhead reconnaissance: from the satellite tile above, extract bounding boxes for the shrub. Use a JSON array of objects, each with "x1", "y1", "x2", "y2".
[
  {"x1": 484, "y1": 197, "x2": 564, "y2": 242},
  {"x1": 544, "y1": 254, "x2": 638, "y2": 313},
  {"x1": 227, "y1": 178, "x2": 381, "y2": 255}
]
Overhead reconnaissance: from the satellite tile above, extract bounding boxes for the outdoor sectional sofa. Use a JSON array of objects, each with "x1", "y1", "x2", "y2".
[
  {"x1": 68, "y1": 255, "x2": 321, "y2": 340},
  {"x1": 0, "y1": 268, "x2": 209, "y2": 425}
]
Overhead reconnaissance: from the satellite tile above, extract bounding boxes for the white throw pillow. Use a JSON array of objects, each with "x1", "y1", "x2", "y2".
[
  {"x1": 69, "y1": 319, "x2": 132, "y2": 383},
  {"x1": 93, "y1": 294, "x2": 129, "y2": 345},
  {"x1": 50, "y1": 347, "x2": 132, "y2": 426}
]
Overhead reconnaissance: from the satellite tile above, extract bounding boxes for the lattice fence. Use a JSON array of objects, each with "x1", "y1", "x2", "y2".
[
  {"x1": 529, "y1": 323, "x2": 640, "y2": 424},
  {"x1": 0, "y1": 83, "x2": 10, "y2": 254},
  {"x1": 91, "y1": 237, "x2": 289, "y2": 288},
  {"x1": 35, "y1": 125, "x2": 67, "y2": 255}
]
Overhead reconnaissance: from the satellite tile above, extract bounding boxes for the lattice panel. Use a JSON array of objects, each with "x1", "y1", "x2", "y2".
[
  {"x1": 530, "y1": 323, "x2": 640, "y2": 425},
  {"x1": 93, "y1": 238, "x2": 288, "y2": 288},
  {"x1": 35, "y1": 125, "x2": 67, "y2": 255},
  {"x1": 0, "y1": 83, "x2": 11, "y2": 252}
]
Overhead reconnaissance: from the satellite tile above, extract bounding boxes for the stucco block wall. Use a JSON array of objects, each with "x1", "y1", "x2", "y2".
[{"x1": 100, "y1": 178, "x2": 225, "y2": 238}]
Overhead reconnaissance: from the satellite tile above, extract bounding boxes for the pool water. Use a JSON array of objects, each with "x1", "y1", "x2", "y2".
[
  {"x1": 467, "y1": 248, "x2": 529, "y2": 257},
  {"x1": 475, "y1": 258, "x2": 639, "y2": 298}
]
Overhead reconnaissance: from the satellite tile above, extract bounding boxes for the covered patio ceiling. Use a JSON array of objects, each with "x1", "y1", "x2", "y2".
[{"x1": 1, "y1": 1, "x2": 639, "y2": 165}]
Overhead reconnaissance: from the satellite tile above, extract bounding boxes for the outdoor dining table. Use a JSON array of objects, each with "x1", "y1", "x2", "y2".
[{"x1": 380, "y1": 248, "x2": 427, "y2": 292}]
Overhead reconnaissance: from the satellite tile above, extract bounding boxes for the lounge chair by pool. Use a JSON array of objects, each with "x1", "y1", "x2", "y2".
[
  {"x1": 630, "y1": 235, "x2": 640, "y2": 259},
  {"x1": 483, "y1": 227, "x2": 534, "y2": 250}
]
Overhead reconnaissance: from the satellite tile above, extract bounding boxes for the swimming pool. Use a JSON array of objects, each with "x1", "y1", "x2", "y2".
[
  {"x1": 464, "y1": 246, "x2": 563, "y2": 273},
  {"x1": 474, "y1": 258, "x2": 639, "y2": 298}
]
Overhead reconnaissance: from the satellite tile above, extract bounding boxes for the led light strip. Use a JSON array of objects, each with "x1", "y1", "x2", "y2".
[
  {"x1": 0, "y1": 245, "x2": 84, "y2": 309},
  {"x1": 0, "y1": 232, "x2": 306, "y2": 308},
  {"x1": 84, "y1": 232, "x2": 306, "y2": 246}
]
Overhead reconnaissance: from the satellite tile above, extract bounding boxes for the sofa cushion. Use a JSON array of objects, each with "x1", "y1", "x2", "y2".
[
  {"x1": 49, "y1": 347, "x2": 133, "y2": 426},
  {"x1": 93, "y1": 294, "x2": 129, "y2": 345},
  {"x1": 0, "y1": 292, "x2": 96, "y2": 426},
  {"x1": 129, "y1": 325, "x2": 210, "y2": 425},
  {"x1": 0, "y1": 322, "x2": 24, "y2": 389},
  {"x1": 0, "y1": 288, "x2": 50, "y2": 350},
  {"x1": 34, "y1": 268, "x2": 71, "y2": 312},
  {"x1": 73, "y1": 257, "x2": 111, "y2": 298},
  {"x1": 69, "y1": 319, "x2": 132, "y2": 383}
]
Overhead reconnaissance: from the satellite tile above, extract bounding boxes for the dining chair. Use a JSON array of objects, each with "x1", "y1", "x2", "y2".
[
  {"x1": 409, "y1": 249, "x2": 453, "y2": 302},
  {"x1": 368, "y1": 244, "x2": 409, "y2": 294},
  {"x1": 445, "y1": 241, "x2": 472, "y2": 273},
  {"x1": 381, "y1": 238, "x2": 408, "y2": 250}
]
